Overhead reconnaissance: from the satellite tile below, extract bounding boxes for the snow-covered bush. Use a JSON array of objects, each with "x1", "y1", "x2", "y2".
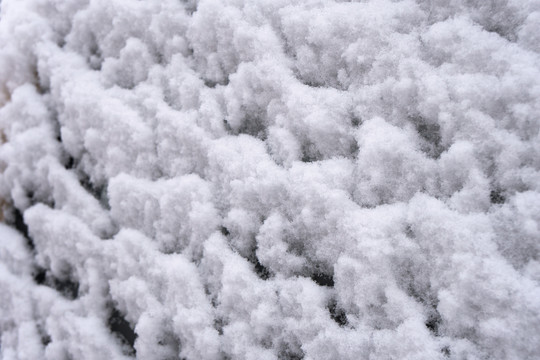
[{"x1": 0, "y1": 0, "x2": 539, "y2": 359}]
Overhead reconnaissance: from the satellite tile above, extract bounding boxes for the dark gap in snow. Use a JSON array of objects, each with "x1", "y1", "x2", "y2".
[
  {"x1": 32, "y1": 67, "x2": 49, "y2": 95},
  {"x1": 116, "y1": 79, "x2": 137, "y2": 90},
  {"x1": 181, "y1": 0, "x2": 198, "y2": 16},
  {"x1": 108, "y1": 307, "x2": 137, "y2": 356},
  {"x1": 327, "y1": 298, "x2": 348, "y2": 327},
  {"x1": 56, "y1": 35, "x2": 66, "y2": 49},
  {"x1": 298, "y1": 77, "x2": 325, "y2": 88},
  {"x1": 275, "y1": 334, "x2": 304, "y2": 359},
  {"x1": 301, "y1": 142, "x2": 322, "y2": 163},
  {"x1": 78, "y1": 172, "x2": 99, "y2": 198},
  {"x1": 209, "y1": 293, "x2": 219, "y2": 309},
  {"x1": 53, "y1": 116, "x2": 77, "y2": 172},
  {"x1": 50, "y1": 110, "x2": 62, "y2": 144},
  {"x1": 11, "y1": 208, "x2": 32, "y2": 249},
  {"x1": 33, "y1": 266, "x2": 47, "y2": 284},
  {"x1": 65, "y1": 155, "x2": 75, "y2": 170},
  {"x1": 224, "y1": 115, "x2": 267, "y2": 141},
  {"x1": 37, "y1": 322, "x2": 51, "y2": 346},
  {"x1": 310, "y1": 272, "x2": 334, "y2": 287},
  {"x1": 40, "y1": 332, "x2": 52, "y2": 347},
  {"x1": 185, "y1": 45, "x2": 195, "y2": 57},
  {"x1": 392, "y1": 255, "x2": 443, "y2": 336},
  {"x1": 276, "y1": 24, "x2": 295, "y2": 58},
  {"x1": 292, "y1": 64, "x2": 344, "y2": 91},
  {"x1": 410, "y1": 115, "x2": 443, "y2": 158},
  {"x1": 88, "y1": 37, "x2": 103, "y2": 71},
  {"x1": 154, "y1": 51, "x2": 165, "y2": 66},
  {"x1": 220, "y1": 226, "x2": 230, "y2": 236},
  {"x1": 34, "y1": 266, "x2": 80, "y2": 300},
  {"x1": 51, "y1": 275, "x2": 80, "y2": 300},
  {"x1": 277, "y1": 342, "x2": 305, "y2": 360},
  {"x1": 213, "y1": 317, "x2": 225, "y2": 336},
  {"x1": 206, "y1": 284, "x2": 220, "y2": 312},
  {"x1": 203, "y1": 79, "x2": 218, "y2": 88},
  {"x1": 441, "y1": 345, "x2": 451, "y2": 357},
  {"x1": 204, "y1": 77, "x2": 229, "y2": 88},
  {"x1": 490, "y1": 189, "x2": 505, "y2": 204},
  {"x1": 351, "y1": 114, "x2": 361, "y2": 128},
  {"x1": 405, "y1": 224, "x2": 415, "y2": 239},
  {"x1": 425, "y1": 310, "x2": 442, "y2": 336},
  {"x1": 78, "y1": 172, "x2": 110, "y2": 210},
  {"x1": 482, "y1": 22, "x2": 517, "y2": 42},
  {"x1": 223, "y1": 119, "x2": 233, "y2": 132},
  {"x1": 238, "y1": 117, "x2": 268, "y2": 141},
  {"x1": 349, "y1": 141, "x2": 359, "y2": 159},
  {"x1": 253, "y1": 256, "x2": 271, "y2": 280}
]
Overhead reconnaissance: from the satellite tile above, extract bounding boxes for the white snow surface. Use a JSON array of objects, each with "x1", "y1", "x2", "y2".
[{"x1": 0, "y1": 0, "x2": 540, "y2": 359}]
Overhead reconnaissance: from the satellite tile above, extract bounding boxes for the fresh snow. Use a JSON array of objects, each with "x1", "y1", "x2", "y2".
[{"x1": 0, "y1": 0, "x2": 539, "y2": 359}]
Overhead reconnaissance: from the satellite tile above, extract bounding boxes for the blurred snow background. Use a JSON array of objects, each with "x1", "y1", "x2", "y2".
[{"x1": 0, "y1": 0, "x2": 539, "y2": 359}]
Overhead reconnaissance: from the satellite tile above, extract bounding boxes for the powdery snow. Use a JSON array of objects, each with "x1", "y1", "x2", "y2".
[{"x1": 0, "y1": 0, "x2": 539, "y2": 359}]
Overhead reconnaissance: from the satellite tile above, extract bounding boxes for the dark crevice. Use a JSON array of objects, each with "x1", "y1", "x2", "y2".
[
  {"x1": 181, "y1": 0, "x2": 198, "y2": 16},
  {"x1": 425, "y1": 310, "x2": 443, "y2": 336},
  {"x1": 410, "y1": 115, "x2": 443, "y2": 159},
  {"x1": 351, "y1": 114, "x2": 361, "y2": 127},
  {"x1": 224, "y1": 116, "x2": 267, "y2": 141},
  {"x1": 65, "y1": 155, "x2": 75, "y2": 170},
  {"x1": 405, "y1": 224, "x2": 415, "y2": 239},
  {"x1": 37, "y1": 322, "x2": 51, "y2": 346},
  {"x1": 54, "y1": 117, "x2": 77, "y2": 172},
  {"x1": 78, "y1": 172, "x2": 101, "y2": 198},
  {"x1": 11, "y1": 208, "x2": 32, "y2": 249},
  {"x1": 278, "y1": 344, "x2": 305, "y2": 360},
  {"x1": 33, "y1": 266, "x2": 47, "y2": 284},
  {"x1": 87, "y1": 36, "x2": 103, "y2": 71},
  {"x1": 310, "y1": 272, "x2": 334, "y2": 287},
  {"x1": 300, "y1": 142, "x2": 322, "y2": 163},
  {"x1": 203, "y1": 74, "x2": 229, "y2": 88},
  {"x1": 490, "y1": 189, "x2": 505, "y2": 204},
  {"x1": 327, "y1": 299, "x2": 348, "y2": 327},
  {"x1": 33, "y1": 67, "x2": 49, "y2": 95},
  {"x1": 78, "y1": 172, "x2": 110, "y2": 210},
  {"x1": 206, "y1": 286, "x2": 219, "y2": 311},
  {"x1": 51, "y1": 276, "x2": 79, "y2": 300},
  {"x1": 56, "y1": 36, "x2": 66, "y2": 49},
  {"x1": 225, "y1": 232, "x2": 272, "y2": 281},
  {"x1": 441, "y1": 346, "x2": 451, "y2": 357},
  {"x1": 33, "y1": 266, "x2": 79, "y2": 300},
  {"x1": 252, "y1": 256, "x2": 271, "y2": 280},
  {"x1": 238, "y1": 117, "x2": 267, "y2": 141},
  {"x1": 219, "y1": 226, "x2": 230, "y2": 237},
  {"x1": 292, "y1": 63, "x2": 344, "y2": 91},
  {"x1": 393, "y1": 258, "x2": 443, "y2": 336},
  {"x1": 213, "y1": 317, "x2": 225, "y2": 336},
  {"x1": 298, "y1": 77, "x2": 325, "y2": 89},
  {"x1": 349, "y1": 141, "x2": 359, "y2": 159},
  {"x1": 10, "y1": 207, "x2": 80, "y2": 300},
  {"x1": 483, "y1": 23, "x2": 517, "y2": 42},
  {"x1": 49, "y1": 108, "x2": 61, "y2": 142},
  {"x1": 223, "y1": 119, "x2": 233, "y2": 132},
  {"x1": 108, "y1": 307, "x2": 137, "y2": 356}
]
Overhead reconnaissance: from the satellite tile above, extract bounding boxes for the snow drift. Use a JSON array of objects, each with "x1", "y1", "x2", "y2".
[{"x1": 0, "y1": 0, "x2": 539, "y2": 359}]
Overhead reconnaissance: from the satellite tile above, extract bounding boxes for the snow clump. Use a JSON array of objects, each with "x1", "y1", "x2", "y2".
[{"x1": 0, "y1": 0, "x2": 540, "y2": 359}]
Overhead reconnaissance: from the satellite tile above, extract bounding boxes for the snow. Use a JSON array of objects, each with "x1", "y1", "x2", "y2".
[{"x1": 0, "y1": 0, "x2": 539, "y2": 359}]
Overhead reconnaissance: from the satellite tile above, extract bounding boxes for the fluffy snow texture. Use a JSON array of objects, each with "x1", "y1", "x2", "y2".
[{"x1": 1, "y1": 0, "x2": 540, "y2": 359}]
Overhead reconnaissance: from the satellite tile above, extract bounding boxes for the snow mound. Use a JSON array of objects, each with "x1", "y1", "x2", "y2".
[{"x1": 1, "y1": 0, "x2": 540, "y2": 359}]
